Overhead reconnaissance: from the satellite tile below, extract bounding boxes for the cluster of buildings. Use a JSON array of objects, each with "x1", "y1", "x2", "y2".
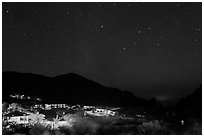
[
  {"x1": 3, "y1": 111, "x2": 31, "y2": 125},
  {"x1": 84, "y1": 108, "x2": 117, "y2": 117},
  {"x1": 2, "y1": 101, "x2": 119, "y2": 131},
  {"x1": 34, "y1": 104, "x2": 68, "y2": 110},
  {"x1": 3, "y1": 110, "x2": 70, "y2": 130},
  {"x1": 10, "y1": 93, "x2": 41, "y2": 101},
  {"x1": 2, "y1": 94, "x2": 121, "y2": 132}
]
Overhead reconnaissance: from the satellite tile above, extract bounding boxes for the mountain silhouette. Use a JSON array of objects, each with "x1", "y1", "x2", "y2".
[
  {"x1": 2, "y1": 71, "x2": 150, "y2": 108},
  {"x1": 176, "y1": 85, "x2": 202, "y2": 118}
]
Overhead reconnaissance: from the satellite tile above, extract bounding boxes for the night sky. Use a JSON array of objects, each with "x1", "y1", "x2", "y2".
[{"x1": 2, "y1": 2, "x2": 202, "y2": 101}]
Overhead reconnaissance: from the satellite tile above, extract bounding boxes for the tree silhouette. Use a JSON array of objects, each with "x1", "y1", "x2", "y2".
[
  {"x1": 2, "y1": 102, "x2": 9, "y2": 112},
  {"x1": 52, "y1": 115, "x2": 62, "y2": 129}
]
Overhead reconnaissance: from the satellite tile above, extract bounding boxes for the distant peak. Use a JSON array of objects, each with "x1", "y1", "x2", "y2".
[
  {"x1": 54, "y1": 72, "x2": 83, "y2": 78},
  {"x1": 68, "y1": 72, "x2": 79, "y2": 76}
]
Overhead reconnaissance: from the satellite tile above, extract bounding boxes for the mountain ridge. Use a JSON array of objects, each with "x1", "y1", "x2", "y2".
[
  {"x1": 2, "y1": 71, "x2": 150, "y2": 108},
  {"x1": 2, "y1": 71, "x2": 202, "y2": 116}
]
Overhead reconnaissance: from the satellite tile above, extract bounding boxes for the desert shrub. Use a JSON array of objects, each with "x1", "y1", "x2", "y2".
[
  {"x1": 98, "y1": 124, "x2": 121, "y2": 135},
  {"x1": 15, "y1": 125, "x2": 30, "y2": 135},
  {"x1": 63, "y1": 113, "x2": 79, "y2": 125},
  {"x1": 2, "y1": 127, "x2": 13, "y2": 135},
  {"x1": 72, "y1": 119, "x2": 100, "y2": 134},
  {"x1": 183, "y1": 122, "x2": 202, "y2": 135},
  {"x1": 62, "y1": 114, "x2": 177, "y2": 135},
  {"x1": 98, "y1": 124, "x2": 138, "y2": 135},
  {"x1": 2, "y1": 123, "x2": 31, "y2": 135},
  {"x1": 29, "y1": 123, "x2": 50, "y2": 135},
  {"x1": 2, "y1": 121, "x2": 8, "y2": 128},
  {"x1": 183, "y1": 127, "x2": 202, "y2": 135},
  {"x1": 54, "y1": 130, "x2": 65, "y2": 135},
  {"x1": 14, "y1": 133, "x2": 26, "y2": 135},
  {"x1": 119, "y1": 125, "x2": 138, "y2": 135},
  {"x1": 58, "y1": 126, "x2": 72, "y2": 135},
  {"x1": 91, "y1": 116, "x2": 115, "y2": 126},
  {"x1": 63, "y1": 113, "x2": 100, "y2": 134},
  {"x1": 137, "y1": 120, "x2": 172, "y2": 135},
  {"x1": 95, "y1": 117, "x2": 139, "y2": 135}
]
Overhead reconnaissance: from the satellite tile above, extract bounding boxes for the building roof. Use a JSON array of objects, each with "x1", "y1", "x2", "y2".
[{"x1": 4, "y1": 111, "x2": 29, "y2": 117}]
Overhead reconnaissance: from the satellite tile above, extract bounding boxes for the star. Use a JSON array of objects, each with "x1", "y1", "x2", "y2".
[
  {"x1": 176, "y1": 3, "x2": 180, "y2": 8},
  {"x1": 98, "y1": 4, "x2": 101, "y2": 8},
  {"x1": 195, "y1": 28, "x2": 201, "y2": 31},
  {"x1": 148, "y1": 27, "x2": 151, "y2": 30},
  {"x1": 156, "y1": 42, "x2": 160, "y2": 47},
  {"x1": 181, "y1": 120, "x2": 184, "y2": 125},
  {"x1": 65, "y1": 9, "x2": 70, "y2": 15},
  {"x1": 194, "y1": 38, "x2": 198, "y2": 42},
  {"x1": 100, "y1": 25, "x2": 104, "y2": 28},
  {"x1": 123, "y1": 47, "x2": 126, "y2": 50}
]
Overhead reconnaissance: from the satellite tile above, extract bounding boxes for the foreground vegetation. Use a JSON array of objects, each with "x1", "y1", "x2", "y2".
[{"x1": 3, "y1": 112, "x2": 202, "y2": 135}]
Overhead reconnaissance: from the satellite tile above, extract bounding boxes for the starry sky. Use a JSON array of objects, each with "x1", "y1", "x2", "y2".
[{"x1": 2, "y1": 2, "x2": 202, "y2": 101}]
